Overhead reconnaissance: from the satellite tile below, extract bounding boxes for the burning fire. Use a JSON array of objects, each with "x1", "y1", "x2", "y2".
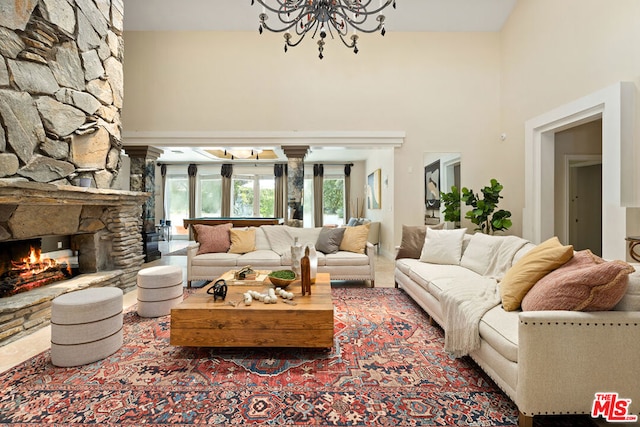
[{"x1": 12, "y1": 247, "x2": 72, "y2": 277}]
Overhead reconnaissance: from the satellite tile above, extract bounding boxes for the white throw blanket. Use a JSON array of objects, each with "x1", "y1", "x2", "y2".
[
  {"x1": 441, "y1": 277, "x2": 501, "y2": 357},
  {"x1": 441, "y1": 236, "x2": 529, "y2": 357}
]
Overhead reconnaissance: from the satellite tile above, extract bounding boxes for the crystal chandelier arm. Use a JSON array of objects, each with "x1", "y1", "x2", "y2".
[
  {"x1": 339, "y1": 0, "x2": 395, "y2": 16},
  {"x1": 331, "y1": 2, "x2": 388, "y2": 33},
  {"x1": 255, "y1": 0, "x2": 312, "y2": 33}
]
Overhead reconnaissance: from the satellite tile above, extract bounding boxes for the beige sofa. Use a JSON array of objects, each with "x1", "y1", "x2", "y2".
[
  {"x1": 394, "y1": 229, "x2": 640, "y2": 427},
  {"x1": 187, "y1": 225, "x2": 376, "y2": 287}
]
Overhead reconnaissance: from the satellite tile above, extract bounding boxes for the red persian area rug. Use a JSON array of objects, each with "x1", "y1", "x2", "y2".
[{"x1": 0, "y1": 288, "x2": 597, "y2": 426}]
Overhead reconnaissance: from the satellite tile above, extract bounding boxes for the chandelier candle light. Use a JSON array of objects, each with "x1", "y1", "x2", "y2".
[{"x1": 251, "y1": 0, "x2": 397, "y2": 59}]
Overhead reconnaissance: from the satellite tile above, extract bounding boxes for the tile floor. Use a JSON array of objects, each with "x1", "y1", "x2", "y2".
[{"x1": 0, "y1": 240, "x2": 396, "y2": 373}]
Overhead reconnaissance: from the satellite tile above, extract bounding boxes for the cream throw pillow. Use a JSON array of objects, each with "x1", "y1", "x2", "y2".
[
  {"x1": 229, "y1": 228, "x2": 256, "y2": 254},
  {"x1": 339, "y1": 223, "x2": 370, "y2": 254},
  {"x1": 460, "y1": 232, "x2": 504, "y2": 275},
  {"x1": 500, "y1": 236, "x2": 574, "y2": 311},
  {"x1": 419, "y1": 228, "x2": 467, "y2": 265}
]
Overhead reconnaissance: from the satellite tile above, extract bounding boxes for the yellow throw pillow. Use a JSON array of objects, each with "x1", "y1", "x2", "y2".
[
  {"x1": 229, "y1": 228, "x2": 256, "y2": 254},
  {"x1": 500, "y1": 236, "x2": 574, "y2": 311},
  {"x1": 339, "y1": 223, "x2": 371, "y2": 254}
]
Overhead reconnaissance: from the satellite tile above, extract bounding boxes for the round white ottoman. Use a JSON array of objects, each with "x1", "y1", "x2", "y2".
[
  {"x1": 50, "y1": 287, "x2": 124, "y2": 367},
  {"x1": 137, "y1": 265, "x2": 184, "y2": 317}
]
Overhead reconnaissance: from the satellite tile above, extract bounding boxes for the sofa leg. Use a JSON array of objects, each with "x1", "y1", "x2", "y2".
[
  {"x1": 370, "y1": 280, "x2": 375, "y2": 288},
  {"x1": 518, "y1": 412, "x2": 533, "y2": 427},
  {"x1": 187, "y1": 280, "x2": 192, "y2": 288},
  {"x1": 394, "y1": 281, "x2": 398, "y2": 288}
]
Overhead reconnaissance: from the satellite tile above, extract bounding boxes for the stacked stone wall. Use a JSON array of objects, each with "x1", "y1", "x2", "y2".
[{"x1": 0, "y1": 0, "x2": 124, "y2": 188}]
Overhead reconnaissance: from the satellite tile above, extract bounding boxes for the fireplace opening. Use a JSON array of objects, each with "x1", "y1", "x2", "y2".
[{"x1": 0, "y1": 236, "x2": 81, "y2": 298}]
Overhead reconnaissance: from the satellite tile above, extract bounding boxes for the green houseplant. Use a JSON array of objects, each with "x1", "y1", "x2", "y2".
[
  {"x1": 440, "y1": 186, "x2": 461, "y2": 225},
  {"x1": 461, "y1": 179, "x2": 512, "y2": 234}
]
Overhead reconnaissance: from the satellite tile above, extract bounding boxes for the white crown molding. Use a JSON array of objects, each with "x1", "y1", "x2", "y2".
[{"x1": 122, "y1": 130, "x2": 405, "y2": 148}]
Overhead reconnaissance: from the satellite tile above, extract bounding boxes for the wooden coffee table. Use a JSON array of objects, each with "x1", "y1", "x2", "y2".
[{"x1": 170, "y1": 273, "x2": 334, "y2": 348}]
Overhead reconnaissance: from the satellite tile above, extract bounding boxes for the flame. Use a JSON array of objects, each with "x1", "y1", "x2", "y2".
[{"x1": 13, "y1": 246, "x2": 72, "y2": 277}]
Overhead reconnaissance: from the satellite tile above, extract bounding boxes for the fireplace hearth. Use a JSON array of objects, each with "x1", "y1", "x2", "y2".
[{"x1": 0, "y1": 182, "x2": 150, "y2": 346}]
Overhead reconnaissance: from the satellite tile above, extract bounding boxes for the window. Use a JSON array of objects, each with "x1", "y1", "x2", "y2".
[
  {"x1": 323, "y1": 176, "x2": 345, "y2": 225},
  {"x1": 232, "y1": 174, "x2": 275, "y2": 217},
  {"x1": 303, "y1": 168, "x2": 346, "y2": 227},
  {"x1": 165, "y1": 174, "x2": 189, "y2": 238},
  {"x1": 199, "y1": 175, "x2": 222, "y2": 217}
]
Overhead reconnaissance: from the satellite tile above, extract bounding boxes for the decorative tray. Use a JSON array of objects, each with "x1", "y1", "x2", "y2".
[{"x1": 219, "y1": 270, "x2": 271, "y2": 286}]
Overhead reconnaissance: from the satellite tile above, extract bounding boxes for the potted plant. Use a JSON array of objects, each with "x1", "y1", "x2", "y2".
[
  {"x1": 461, "y1": 179, "x2": 512, "y2": 234},
  {"x1": 440, "y1": 186, "x2": 461, "y2": 228}
]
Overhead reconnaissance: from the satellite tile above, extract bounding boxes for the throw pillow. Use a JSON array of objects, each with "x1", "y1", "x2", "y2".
[
  {"x1": 194, "y1": 223, "x2": 232, "y2": 255},
  {"x1": 499, "y1": 236, "x2": 574, "y2": 312},
  {"x1": 261, "y1": 225, "x2": 294, "y2": 255},
  {"x1": 316, "y1": 226, "x2": 346, "y2": 254},
  {"x1": 460, "y1": 232, "x2": 504, "y2": 275},
  {"x1": 521, "y1": 250, "x2": 634, "y2": 311},
  {"x1": 419, "y1": 227, "x2": 467, "y2": 265},
  {"x1": 229, "y1": 228, "x2": 256, "y2": 254},
  {"x1": 339, "y1": 223, "x2": 370, "y2": 254},
  {"x1": 395, "y1": 223, "x2": 445, "y2": 260}
]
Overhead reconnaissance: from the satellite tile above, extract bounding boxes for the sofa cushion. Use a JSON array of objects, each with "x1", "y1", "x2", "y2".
[
  {"x1": 521, "y1": 250, "x2": 634, "y2": 311},
  {"x1": 396, "y1": 258, "x2": 421, "y2": 275},
  {"x1": 262, "y1": 225, "x2": 294, "y2": 255},
  {"x1": 499, "y1": 236, "x2": 574, "y2": 311},
  {"x1": 194, "y1": 223, "x2": 232, "y2": 255},
  {"x1": 408, "y1": 263, "x2": 484, "y2": 301},
  {"x1": 395, "y1": 224, "x2": 444, "y2": 260},
  {"x1": 316, "y1": 227, "x2": 346, "y2": 254},
  {"x1": 324, "y1": 251, "x2": 369, "y2": 266},
  {"x1": 340, "y1": 223, "x2": 370, "y2": 254},
  {"x1": 237, "y1": 250, "x2": 282, "y2": 266},
  {"x1": 615, "y1": 267, "x2": 640, "y2": 311},
  {"x1": 428, "y1": 274, "x2": 492, "y2": 303},
  {"x1": 287, "y1": 227, "x2": 322, "y2": 247},
  {"x1": 253, "y1": 227, "x2": 271, "y2": 251},
  {"x1": 419, "y1": 228, "x2": 467, "y2": 265},
  {"x1": 478, "y1": 305, "x2": 520, "y2": 363},
  {"x1": 191, "y1": 252, "x2": 239, "y2": 267},
  {"x1": 229, "y1": 228, "x2": 256, "y2": 254},
  {"x1": 460, "y1": 232, "x2": 504, "y2": 275}
]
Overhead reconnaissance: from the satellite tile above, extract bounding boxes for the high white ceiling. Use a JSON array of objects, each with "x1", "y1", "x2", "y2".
[{"x1": 123, "y1": 0, "x2": 517, "y2": 164}]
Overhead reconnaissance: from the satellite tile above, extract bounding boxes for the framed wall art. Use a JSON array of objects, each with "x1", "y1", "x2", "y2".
[
  {"x1": 424, "y1": 160, "x2": 441, "y2": 210},
  {"x1": 367, "y1": 169, "x2": 381, "y2": 209}
]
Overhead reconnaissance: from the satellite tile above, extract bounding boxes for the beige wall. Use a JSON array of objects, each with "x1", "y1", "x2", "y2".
[
  {"x1": 123, "y1": 31, "x2": 502, "y2": 247},
  {"x1": 500, "y1": 0, "x2": 640, "y2": 238},
  {"x1": 122, "y1": 1, "x2": 640, "y2": 249}
]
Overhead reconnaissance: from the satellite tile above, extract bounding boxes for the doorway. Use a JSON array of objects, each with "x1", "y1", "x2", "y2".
[
  {"x1": 524, "y1": 82, "x2": 635, "y2": 261},
  {"x1": 568, "y1": 159, "x2": 602, "y2": 255}
]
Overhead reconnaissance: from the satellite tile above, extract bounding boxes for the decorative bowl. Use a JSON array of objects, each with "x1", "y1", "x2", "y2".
[{"x1": 268, "y1": 270, "x2": 296, "y2": 288}]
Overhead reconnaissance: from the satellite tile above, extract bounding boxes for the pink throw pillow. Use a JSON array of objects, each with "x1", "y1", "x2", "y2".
[
  {"x1": 521, "y1": 250, "x2": 634, "y2": 311},
  {"x1": 194, "y1": 223, "x2": 232, "y2": 254}
]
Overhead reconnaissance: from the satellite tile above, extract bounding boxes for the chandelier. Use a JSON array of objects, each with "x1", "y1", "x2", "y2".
[{"x1": 251, "y1": 0, "x2": 397, "y2": 59}]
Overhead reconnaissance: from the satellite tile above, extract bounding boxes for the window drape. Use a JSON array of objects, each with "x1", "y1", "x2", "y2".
[
  {"x1": 160, "y1": 164, "x2": 167, "y2": 221},
  {"x1": 187, "y1": 163, "x2": 197, "y2": 239},
  {"x1": 221, "y1": 163, "x2": 233, "y2": 217},
  {"x1": 344, "y1": 163, "x2": 351, "y2": 221},
  {"x1": 274, "y1": 164, "x2": 285, "y2": 219},
  {"x1": 313, "y1": 164, "x2": 324, "y2": 227}
]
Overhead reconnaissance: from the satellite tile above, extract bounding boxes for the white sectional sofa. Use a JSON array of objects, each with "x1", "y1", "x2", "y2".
[
  {"x1": 394, "y1": 228, "x2": 640, "y2": 427},
  {"x1": 187, "y1": 224, "x2": 376, "y2": 287}
]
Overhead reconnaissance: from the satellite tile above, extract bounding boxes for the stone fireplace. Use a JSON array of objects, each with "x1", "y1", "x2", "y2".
[
  {"x1": 0, "y1": 0, "x2": 142, "y2": 346},
  {"x1": 0, "y1": 182, "x2": 148, "y2": 346}
]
